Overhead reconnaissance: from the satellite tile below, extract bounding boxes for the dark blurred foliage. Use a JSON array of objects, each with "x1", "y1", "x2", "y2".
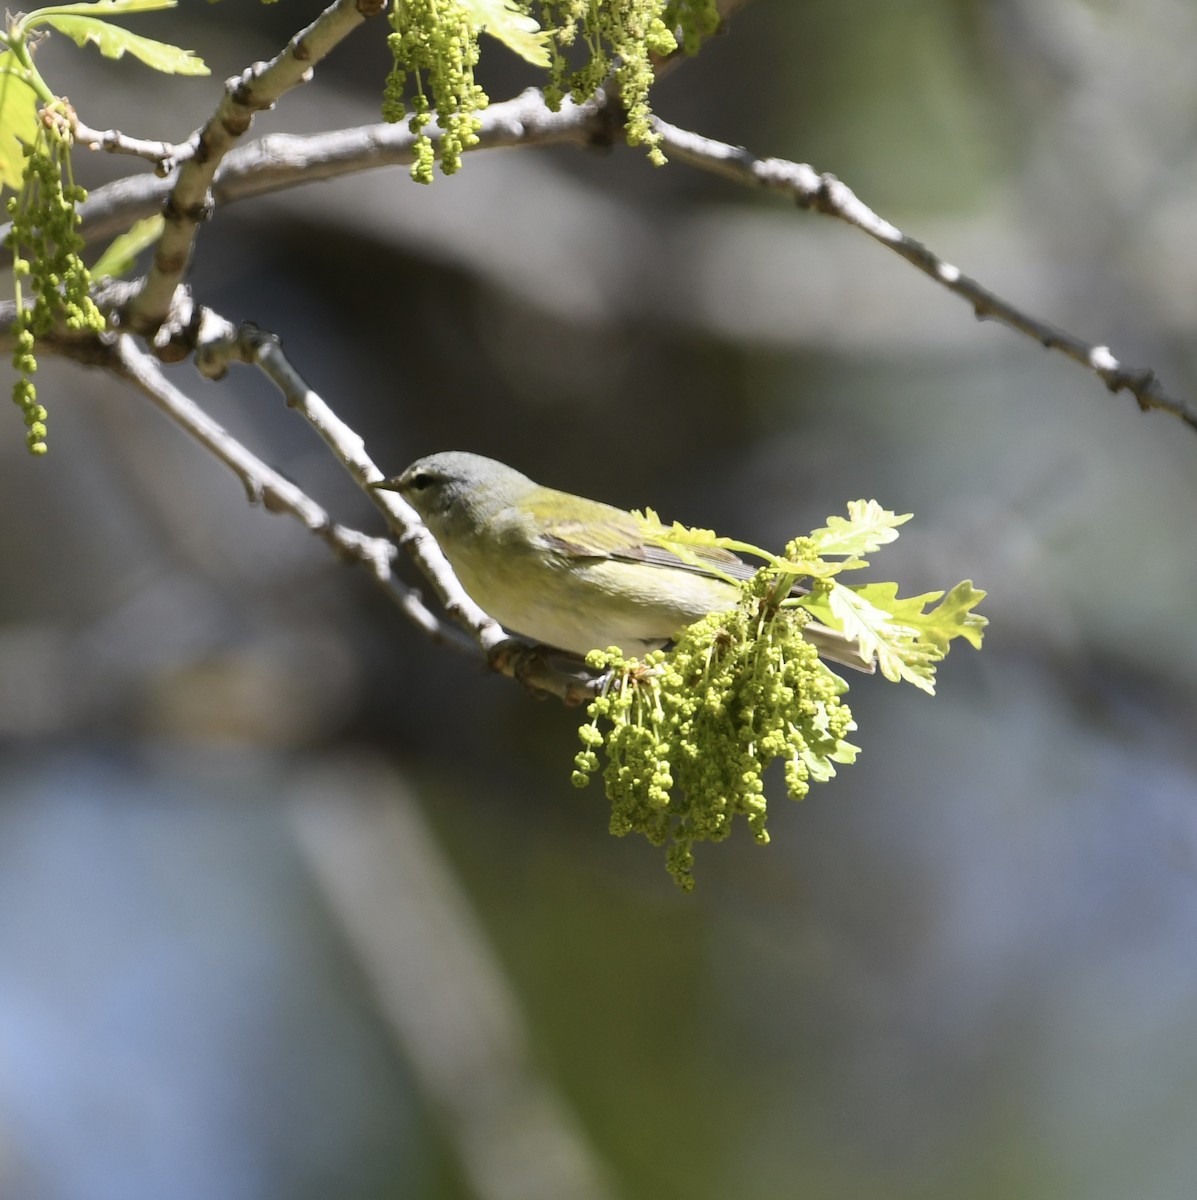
[{"x1": 2, "y1": 2, "x2": 1197, "y2": 1198}]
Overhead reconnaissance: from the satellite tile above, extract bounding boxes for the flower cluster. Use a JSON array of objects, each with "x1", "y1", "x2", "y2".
[
  {"x1": 5, "y1": 107, "x2": 105, "y2": 454},
  {"x1": 383, "y1": 0, "x2": 487, "y2": 183},
  {"x1": 381, "y1": 0, "x2": 722, "y2": 180},
  {"x1": 542, "y1": 0, "x2": 720, "y2": 163},
  {"x1": 573, "y1": 571, "x2": 860, "y2": 891},
  {"x1": 570, "y1": 498, "x2": 987, "y2": 889}
]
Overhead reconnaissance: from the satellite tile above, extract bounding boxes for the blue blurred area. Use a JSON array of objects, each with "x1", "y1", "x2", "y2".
[
  {"x1": 2, "y1": 2, "x2": 1197, "y2": 1198},
  {"x1": 0, "y1": 753, "x2": 421, "y2": 1200}
]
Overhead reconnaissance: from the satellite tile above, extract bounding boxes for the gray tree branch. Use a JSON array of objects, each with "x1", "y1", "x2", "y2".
[
  {"x1": 124, "y1": 0, "x2": 387, "y2": 339},
  {"x1": 109, "y1": 322, "x2": 601, "y2": 705},
  {"x1": 110, "y1": 332, "x2": 462, "y2": 649},
  {"x1": 47, "y1": 86, "x2": 1196, "y2": 433},
  {"x1": 649, "y1": 117, "x2": 1197, "y2": 433},
  {"x1": 59, "y1": 90, "x2": 602, "y2": 251}
]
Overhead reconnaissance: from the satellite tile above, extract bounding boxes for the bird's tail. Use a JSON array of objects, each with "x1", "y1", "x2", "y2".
[{"x1": 802, "y1": 620, "x2": 875, "y2": 674}]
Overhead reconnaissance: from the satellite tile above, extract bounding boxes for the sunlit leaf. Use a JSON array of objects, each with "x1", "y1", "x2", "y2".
[
  {"x1": 25, "y1": 1, "x2": 178, "y2": 18},
  {"x1": 627, "y1": 499, "x2": 983, "y2": 694},
  {"x1": 0, "y1": 57, "x2": 40, "y2": 192},
  {"x1": 40, "y1": 14, "x2": 208, "y2": 75},
  {"x1": 808, "y1": 499, "x2": 912, "y2": 558},
  {"x1": 90, "y1": 213, "x2": 163, "y2": 279},
  {"x1": 823, "y1": 583, "x2": 943, "y2": 693},
  {"x1": 839, "y1": 581, "x2": 987, "y2": 652},
  {"x1": 460, "y1": 0, "x2": 551, "y2": 66}
]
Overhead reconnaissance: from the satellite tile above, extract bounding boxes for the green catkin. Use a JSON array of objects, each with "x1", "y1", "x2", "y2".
[
  {"x1": 383, "y1": 0, "x2": 722, "y2": 180},
  {"x1": 383, "y1": 0, "x2": 487, "y2": 182},
  {"x1": 6, "y1": 109, "x2": 105, "y2": 454},
  {"x1": 574, "y1": 573, "x2": 859, "y2": 890}
]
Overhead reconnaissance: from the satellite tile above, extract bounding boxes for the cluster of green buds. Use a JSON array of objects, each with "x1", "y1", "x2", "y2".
[
  {"x1": 381, "y1": 0, "x2": 722, "y2": 180},
  {"x1": 5, "y1": 105, "x2": 105, "y2": 454},
  {"x1": 573, "y1": 571, "x2": 860, "y2": 891},
  {"x1": 542, "y1": 0, "x2": 720, "y2": 164},
  {"x1": 572, "y1": 498, "x2": 987, "y2": 889},
  {"x1": 383, "y1": 0, "x2": 486, "y2": 183}
]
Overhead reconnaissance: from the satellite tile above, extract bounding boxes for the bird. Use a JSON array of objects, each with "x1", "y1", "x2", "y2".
[{"x1": 372, "y1": 450, "x2": 873, "y2": 672}]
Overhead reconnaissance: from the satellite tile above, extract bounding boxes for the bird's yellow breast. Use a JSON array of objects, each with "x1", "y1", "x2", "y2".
[{"x1": 444, "y1": 524, "x2": 738, "y2": 657}]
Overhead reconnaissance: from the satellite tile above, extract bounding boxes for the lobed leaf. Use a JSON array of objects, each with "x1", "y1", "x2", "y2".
[
  {"x1": 823, "y1": 583, "x2": 943, "y2": 693},
  {"x1": 460, "y1": 0, "x2": 551, "y2": 66},
  {"x1": 39, "y1": 14, "x2": 208, "y2": 75},
  {"x1": 808, "y1": 499, "x2": 912, "y2": 558},
  {"x1": 841, "y1": 581, "x2": 987, "y2": 651}
]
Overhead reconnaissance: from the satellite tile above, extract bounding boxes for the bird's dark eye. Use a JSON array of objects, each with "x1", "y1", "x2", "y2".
[{"x1": 407, "y1": 471, "x2": 435, "y2": 491}]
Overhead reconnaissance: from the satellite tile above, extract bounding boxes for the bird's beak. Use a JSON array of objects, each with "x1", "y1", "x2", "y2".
[{"x1": 369, "y1": 478, "x2": 403, "y2": 493}]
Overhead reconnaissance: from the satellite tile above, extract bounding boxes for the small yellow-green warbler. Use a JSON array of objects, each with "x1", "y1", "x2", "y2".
[{"x1": 373, "y1": 451, "x2": 873, "y2": 671}]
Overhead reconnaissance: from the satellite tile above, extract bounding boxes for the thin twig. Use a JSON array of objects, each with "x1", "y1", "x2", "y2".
[
  {"x1": 651, "y1": 117, "x2": 1197, "y2": 432},
  {"x1": 119, "y1": 314, "x2": 598, "y2": 702},
  {"x1": 193, "y1": 322, "x2": 504, "y2": 643},
  {"x1": 110, "y1": 332, "x2": 464, "y2": 649},
  {"x1": 70, "y1": 118, "x2": 188, "y2": 169},
  {"x1": 230, "y1": 324, "x2": 601, "y2": 702},
  {"x1": 52, "y1": 89, "x2": 604, "y2": 253},
  {"x1": 124, "y1": 0, "x2": 386, "y2": 338}
]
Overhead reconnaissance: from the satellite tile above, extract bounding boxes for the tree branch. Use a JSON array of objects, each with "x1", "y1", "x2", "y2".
[
  {"x1": 64, "y1": 90, "x2": 604, "y2": 252},
  {"x1": 649, "y1": 117, "x2": 1197, "y2": 433},
  {"x1": 109, "y1": 322, "x2": 601, "y2": 704},
  {"x1": 54, "y1": 84, "x2": 1195, "y2": 433},
  {"x1": 124, "y1": 0, "x2": 387, "y2": 339},
  {"x1": 70, "y1": 118, "x2": 186, "y2": 168},
  {"x1": 109, "y1": 332, "x2": 462, "y2": 646},
  {"x1": 191, "y1": 321, "x2": 510, "y2": 647}
]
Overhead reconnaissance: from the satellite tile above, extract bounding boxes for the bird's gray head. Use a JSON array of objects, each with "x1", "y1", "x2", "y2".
[{"x1": 373, "y1": 451, "x2": 534, "y2": 536}]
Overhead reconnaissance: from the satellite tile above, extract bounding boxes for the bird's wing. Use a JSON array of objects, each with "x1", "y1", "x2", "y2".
[
  {"x1": 531, "y1": 505, "x2": 750, "y2": 580},
  {"x1": 526, "y1": 498, "x2": 873, "y2": 672}
]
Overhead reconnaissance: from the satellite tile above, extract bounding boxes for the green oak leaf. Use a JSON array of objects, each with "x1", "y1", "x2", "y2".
[
  {"x1": 821, "y1": 583, "x2": 944, "y2": 693},
  {"x1": 90, "y1": 214, "x2": 164, "y2": 279},
  {"x1": 460, "y1": 0, "x2": 551, "y2": 66},
  {"x1": 839, "y1": 581, "x2": 988, "y2": 653},
  {"x1": 37, "y1": 13, "x2": 208, "y2": 75},
  {"x1": 0, "y1": 56, "x2": 40, "y2": 192},
  {"x1": 808, "y1": 499, "x2": 913, "y2": 558}
]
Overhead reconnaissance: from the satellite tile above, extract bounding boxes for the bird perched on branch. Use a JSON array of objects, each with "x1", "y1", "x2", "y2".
[{"x1": 372, "y1": 450, "x2": 873, "y2": 672}]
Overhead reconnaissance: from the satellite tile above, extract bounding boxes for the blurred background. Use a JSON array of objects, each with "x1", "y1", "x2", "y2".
[{"x1": 2, "y1": 1, "x2": 1197, "y2": 1197}]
